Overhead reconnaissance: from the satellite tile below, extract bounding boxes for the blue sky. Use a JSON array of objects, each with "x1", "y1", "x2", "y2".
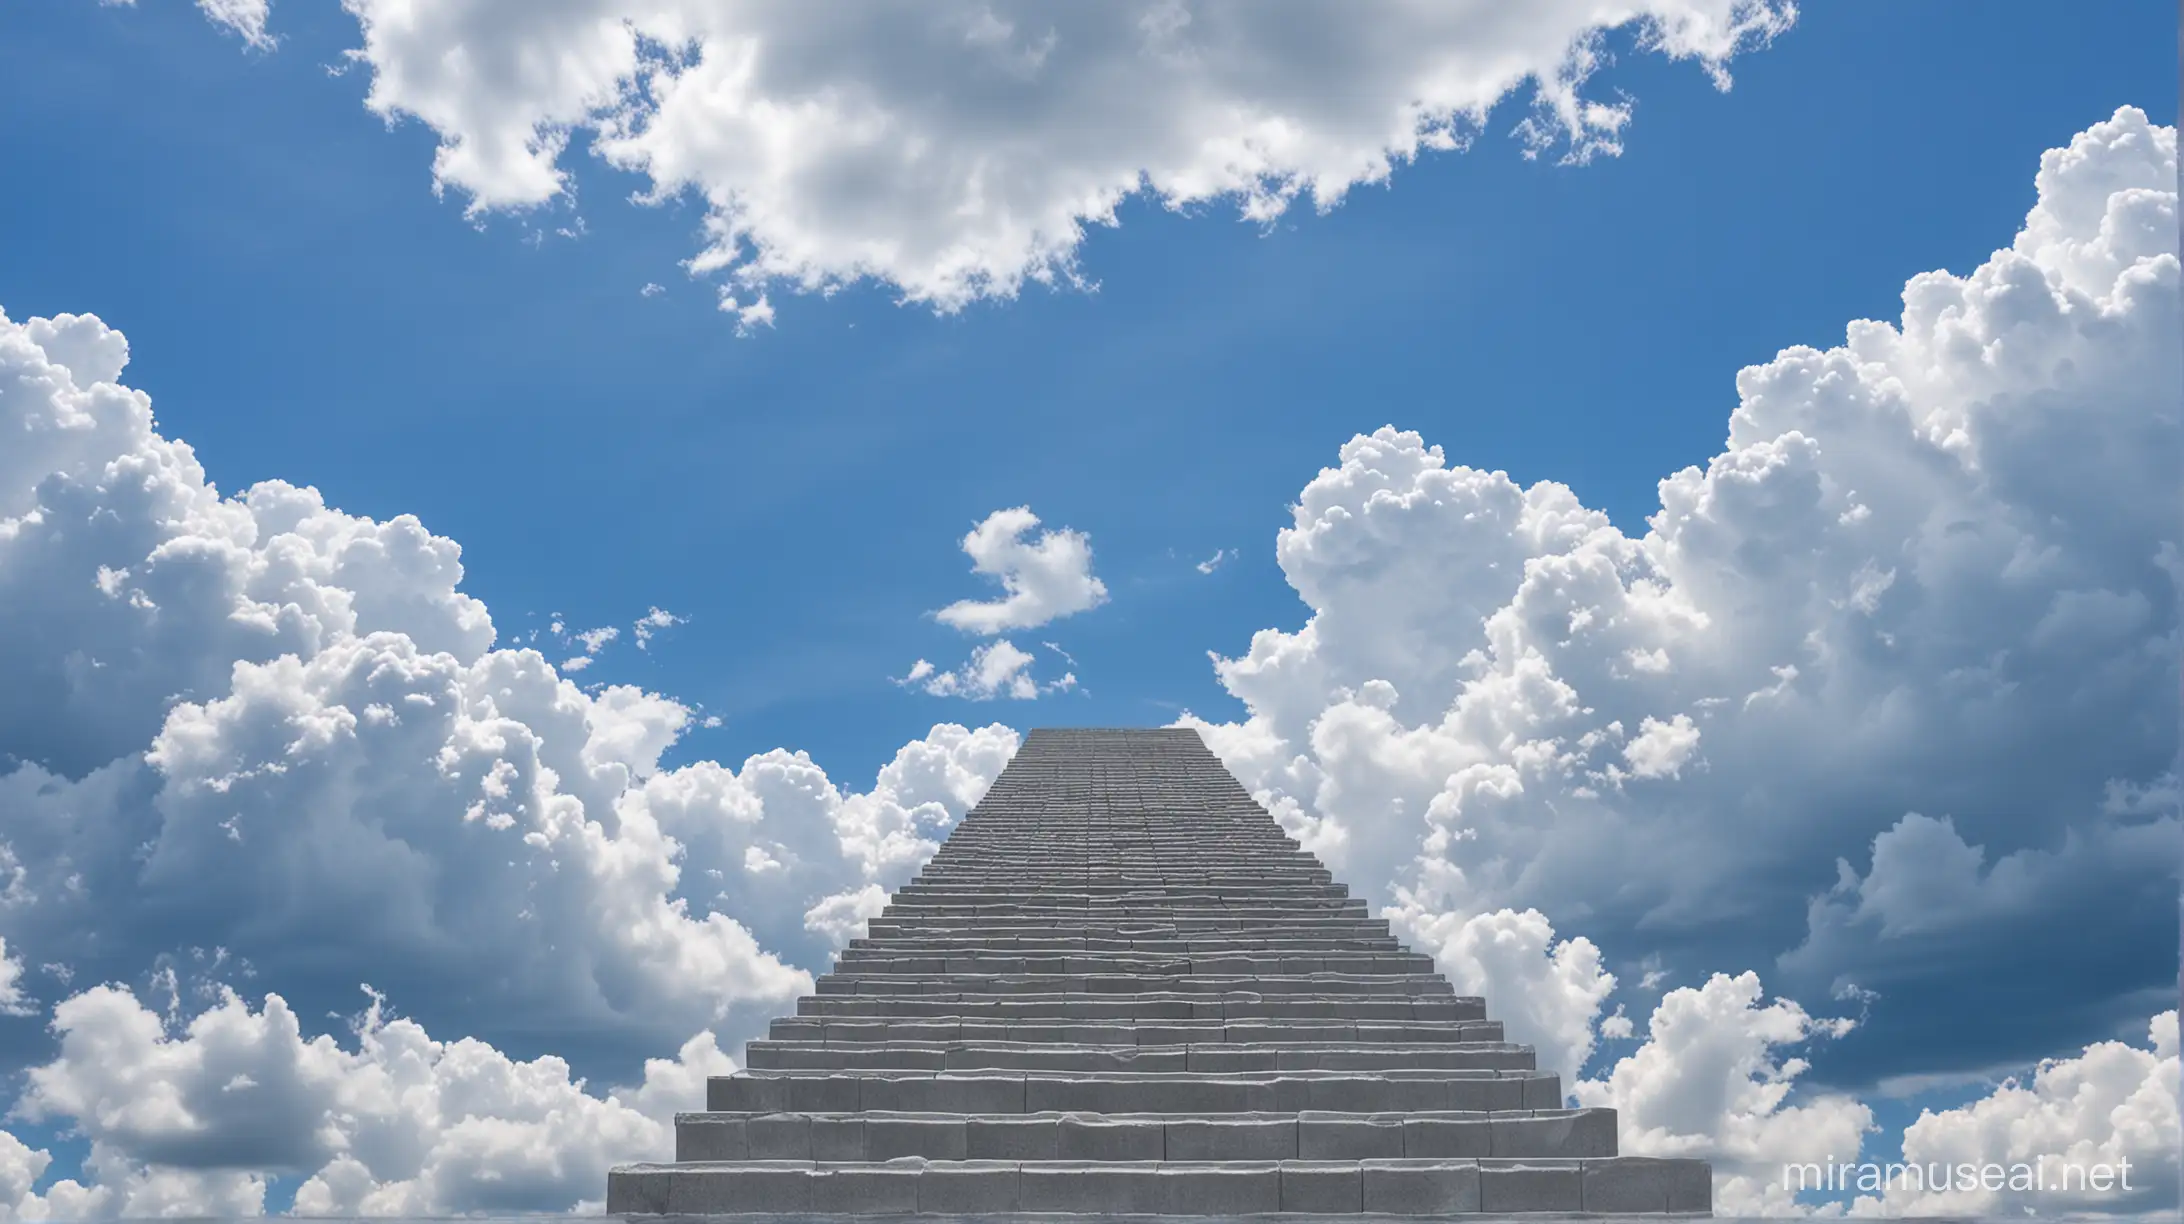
[
  {"x1": 5, "y1": 2, "x2": 2161, "y2": 778},
  {"x1": 0, "y1": 0, "x2": 2176, "y2": 1216}
]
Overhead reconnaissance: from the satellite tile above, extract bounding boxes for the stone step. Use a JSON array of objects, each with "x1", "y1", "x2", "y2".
[
  {"x1": 890, "y1": 884, "x2": 1351, "y2": 900},
  {"x1": 795, "y1": 994, "x2": 1476, "y2": 1021},
  {"x1": 916, "y1": 862, "x2": 1329, "y2": 874},
  {"x1": 865, "y1": 920, "x2": 1393, "y2": 939},
  {"x1": 846, "y1": 936, "x2": 1403, "y2": 954},
  {"x1": 745, "y1": 1040, "x2": 1536, "y2": 1073},
  {"x1": 874, "y1": 900, "x2": 1373, "y2": 918},
  {"x1": 711, "y1": 1069, "x2": 1563, "y2": 1113},
  {"x1": 677, "y1": 1108, "x2": 1613, "y2": 1161},
  {"x1": 607, "y1": 1155, "x2": 1712, "y2": 1215},
  {"x1": 815, "y1": 973, "x2": 1453, "y2": 996},
  {"x1": 921, "y1": 852, "x2": 1310, "y2": 861},
  {"x1": 830, "y1": 951, "x2": 1439, "y2": 975},
  {"x1": 767, "y1": 1018, "x2": 1507, "y2": 1045}
]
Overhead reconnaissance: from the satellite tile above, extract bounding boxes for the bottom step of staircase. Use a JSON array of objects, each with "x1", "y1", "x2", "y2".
[{"x1": 606, "y1": 1156, "x2": 1711, "y2": 1215}]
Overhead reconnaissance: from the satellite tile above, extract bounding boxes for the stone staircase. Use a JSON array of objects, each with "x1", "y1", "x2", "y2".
[{"x1": 607, "y1": 727, "x2": 1711, "y2": 1215}]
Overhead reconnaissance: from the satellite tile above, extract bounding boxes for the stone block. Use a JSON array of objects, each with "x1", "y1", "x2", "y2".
[
  {"x1": 1521, "y1": 1072, "x2": 1564, "y2": 1109},
  {"x1": 1480, "y1": 1159, "x2": 1584, "y2": 1212},
  {"x1": 865, "y1": 1115, "x2": 965, "y2": 1160},
  {"x1": 1361, "y1": 1158, "x2": 1482, "y2": 1214},
  {"x1": 1280, "y1": 1160, "x2": 1364, "y2": 1213},
  {"x1": 967, "y1": 1116, "x2": 1058, "y2": 1160},
  {"x1": 604, "y1": 1166, "x2": 668, "y2": 1214},
  {"x1": 917, "y1": 1161, "x2": 1020, "y2": 1213},
  {"x1": 1404, "y1": 1116, "x2": 1492, "y2": 1158},
  {"x1": 807, "y1": 1163, "x2": 921, "y2": 1215},
  {"x1": 783, "y1": 1074, "x2": 860, "y2": 1112},
  {"x1": 1018, "y1": 1161, "x2": 1165, "y2": 1214},
  {"x1": 707, "y1": 1075, "x2": 785, "y2": 1112},
  {"x1": 745, "y1": 1113, "x2": 812, "y2": 1160},
  {"x1": 810, "y1": 1116, "x2": 866, "y2": 1161},
  {"x1": 673, "y1": 1116, "x2": 746, "y2": 1162},
  {"x1": 1581, "y1": 1156, "x2": 1713, "y2": 1213},
  {"x1": 1157, "y1": 1162, "x2": 1281, "y2": 1214},
  {"x1": 1493, "y1": 1108, "x2": 1617, "y2": 1158},
  {"x1": 1056, "y1": 1114, "x2": 1163, "y2": 1160},
  {"x1": 1165, "y1": 1117, "x2": 1297, "y2": 1161},
  {"x1": 1300, "y1": 1113, "x2": 1406, "y2": 1159},
  {"x1": 665, "y1": 1162, "x2": 812, "y2": 1213}
]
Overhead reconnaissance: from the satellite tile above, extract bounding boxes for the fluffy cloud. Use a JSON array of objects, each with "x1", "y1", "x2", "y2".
[
  {"x1": 1185, "y1": 106, "x2": 2179, "y2": 1088},
  {"x1": 257, "y1": 0, "x2": 1798, "y2": 314},
  {"x1": 1575, "y1": 972, "x2": 1871, "y2": 1216},
  {"x1": 0, "y1": 302, "x2": 1018, "y2": 1210},
  {"x1": 5, "y1": 983, "x2": 732, "y2": 1217},
  {"x1": 1849, "y1": 1011, "x2": 2178, "y2": 1218},
  {"x1": 935, "y1": 507, "x2": 1107, "y2": 634}
]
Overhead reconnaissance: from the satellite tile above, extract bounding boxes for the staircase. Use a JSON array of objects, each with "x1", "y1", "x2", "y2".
[{"x1": 607, "y1": 727, "x2": 1711, "y2": 1215}]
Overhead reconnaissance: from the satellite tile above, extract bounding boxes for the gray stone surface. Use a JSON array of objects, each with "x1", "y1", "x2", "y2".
[{"x1": 607, "y1": 727, "x2": 1713, "y2": 1214}]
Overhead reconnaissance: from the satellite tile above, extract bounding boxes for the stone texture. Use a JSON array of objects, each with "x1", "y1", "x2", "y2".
[{"x1": 604, "y1": 727, "x2": 1713, "y2": 1214}]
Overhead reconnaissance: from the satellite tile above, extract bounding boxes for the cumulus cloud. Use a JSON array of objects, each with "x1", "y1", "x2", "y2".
[
  {"x1": 900, "y1": 640, "x2": 1069, "y2": 701},
  {"x1": 0, "y1": 302, "x2": 1020, "y2": 1210},
  {"x1": 1575, "y1": 971, "x2": 1871, "y2": 1217},
  {"x1": 1184, "y1": 106, "x2": 2181, "y2": 1087},
  {"x1": 935, "y1": 507, "x2": 1107, "y2": 635},
  {"x1": 283, "y1": 0, "x2": 1793, "y2": 314},
  {"x1": 1848, "y1": 1010, "x2": 2179, "y2": 1218},
  {"x1": 5, "y1": 983, "x2": 733, "y2": 1217}
]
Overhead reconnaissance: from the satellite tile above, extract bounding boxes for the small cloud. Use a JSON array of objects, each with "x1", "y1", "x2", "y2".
[
  {"x1": 573, "y1": 626, "x2": 618, "y2": 655},
  {"x1": 900, "y1": 640, "x2": 1042, "y2": 701},
  {"x1": 722, "y1": 293, "x2": 776, "y2": 336},
  {"x1": 1196, "y1": 547, "x2": 1233, "y2": 574},
  {"x1": 559, "y1": 656, "x2": 594, "y2": 673},
  {"x1": 1040, "y1": 641, "x2": 1078, "y2": 667},
  {"x1": 699, "y1": 714, "x2": 722, "y2": 729},
  {"x1": 633, "y1": 608, "x2": 684, "y2": 649},
  {"x1": 935, "y1": 507, "x2": 1108, "y2": 635},
  {"x1": 641, "y1": 282, "x2": 666, "y2": 298}
]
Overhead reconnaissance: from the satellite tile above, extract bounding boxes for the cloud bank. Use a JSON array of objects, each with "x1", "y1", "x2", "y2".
[
  {"x1": 0, "y1": 303, "x2": 1017, "y2": 1210},
  {"x1": 1186, "y1": 105, "x2": 2179, "y2": 1092}
]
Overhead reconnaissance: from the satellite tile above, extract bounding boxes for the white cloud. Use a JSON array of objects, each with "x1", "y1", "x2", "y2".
[
  {"x1": 304, "y1": 0, "x2": 1789, "y2": 314},
  {"x1": 1622, "y1": 713, "x2": 1700, "y2": 780},
  {"x1": 631, "y1": 607, "x2": 683, "y2": 649},
  {"x1": 640, "y1": 282, "x2": 666, "y2": 298},
  {"x1": 0, "y1": 301, "x2": 1021, "y2": 1211},
  {"x1": 1848, "y1": 1011, "x2": 2179, "y2": 1218},
  {"x1": 1196, "y1": 547, "x2": 1233, "y2": 574},
  {"x1": 197, "y1": 0, "x2": 273, "y2": 50},
  {"x1": 935, "y1": 506, "x2": 1107, "y2": 634},
  {"x1": 908, "y1": 639, "x2": 1040, "y2": 701},
  {"x1": 1386, "y1": 907, "x2": 1616, "y2": 1086},
  {"x1": 0, "y1": 937, "x2": 31, "y2": 1018},
  {"x1": 5, "y1": 983, "x2": 733, "y2": 1217},
  {"x1": 574, "y1": 625, "x2": 619, "y2": 654},
  {"x1": 1183, "y1": 107, "x2": 2180, "y2": 1086},
  {"x1": 1574, "y1": 971, "x2": 1871, "y2": 1217}
]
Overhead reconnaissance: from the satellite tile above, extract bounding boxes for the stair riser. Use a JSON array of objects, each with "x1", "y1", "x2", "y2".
[
  {"x1": 796, "y1": 999, "x2": 1480, "y2": 1021},
  {"x1": 746, "y1": 1047, "x2": 1537, "y2": 1073},
  {"x1": 608, "y1": 1157, "x2": 1712, "y2": 1216},
  {"x1": 678, "y1": 1110, "x2": 1611, "y2": 1161},
  {"x1": 815, "y1": 975, "x2": 1453, "y2": 997},
  {"x1": 710, "y1": 1074, "x2": 1564, "y2": 1114},
  {"x1": 832, "y1": 954, "x2": 1435, "y2": 975},
  {"x1": 768, "y1": 1019, "x2": 1507, "y2": 1044}
]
